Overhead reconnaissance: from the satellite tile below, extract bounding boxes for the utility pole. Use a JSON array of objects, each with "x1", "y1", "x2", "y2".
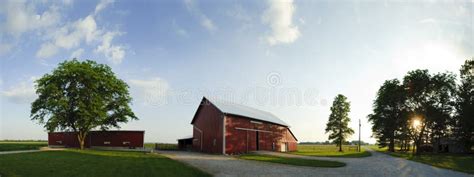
[{"x1": 358, "y1": 119, "x2": 361, "y2": 152}]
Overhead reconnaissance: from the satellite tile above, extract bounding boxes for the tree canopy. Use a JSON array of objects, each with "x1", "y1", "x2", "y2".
[
  {"x1": 368, "y1": 79, "x2": 405, "y2": 152},
  {"x1": 31, "y1": 59, "x2": 137, "y2": 149},
  {"x1": 368, "y1": 59, "x2": 472, "y2": 154},
  {"x1": 326, "y1": 94, "x2": 354, "y2": 152},
  {"x1": 455, "y1": 59, "x2": 474, "y2": 151}
]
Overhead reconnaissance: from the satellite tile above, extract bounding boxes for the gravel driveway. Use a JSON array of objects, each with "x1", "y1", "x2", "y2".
[{"x1": 158, "y1": 148, "x2": 472, "y2": 177}]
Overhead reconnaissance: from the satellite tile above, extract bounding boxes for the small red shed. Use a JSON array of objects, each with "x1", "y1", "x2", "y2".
[
  {"x1": 190, "y1": 97, "x2": 298, "y2": 154},
  {"x1": 48, "y1": 130, "x2": 144, "y2": 149}
]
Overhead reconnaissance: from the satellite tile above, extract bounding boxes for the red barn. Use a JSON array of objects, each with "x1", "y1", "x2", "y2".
[
  {"x1": 48, "y1": 130, "x2": 144, "y2": 149},
  {"x1": 189, "y1": 97, "x2": 298, "y2": 154}
]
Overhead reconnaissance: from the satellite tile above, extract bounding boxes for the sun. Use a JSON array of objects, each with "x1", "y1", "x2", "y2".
[{"x1": 412, "y1": 119, "x2": 421, "y2": 128}]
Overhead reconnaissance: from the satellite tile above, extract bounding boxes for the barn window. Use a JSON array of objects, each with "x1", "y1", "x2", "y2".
[
  {"x1": 213, "y1": 139, "x2": 216, "y2": 146},
  {"x1": 122, "y1": 141, "x2": 130, "y2": 145},
  {"x1": 104, "y1": 141, "x2": 111, "y2": 145},
  {"x1": 56, "y1": 141, "x2": 62, "y2": 144}
]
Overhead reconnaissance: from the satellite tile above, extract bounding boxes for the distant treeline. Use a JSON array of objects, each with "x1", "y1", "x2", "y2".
[{"x1": 299, "y1": 140, "x2": 369, "y2": 145}]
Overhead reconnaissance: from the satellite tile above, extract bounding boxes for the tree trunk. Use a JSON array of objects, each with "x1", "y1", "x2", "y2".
[
  {"x1": 404, "y1": 140, "x2": 408, "y2": 151},
  {"x1": 339, "y1": 139, "x2": 342, "y2": 152},
  {"x1": 77, "y1": 131, "x2": 87, "y2": 150},
  {"x1": 389, "y1": 137, "x2": 395, "y2": 152},
  {"x1": 401, "y1": 140, "x2": 405, "y2": 151},
  {"x1": 407, "y1": 141, "x2": 410, "y2": 151},
  {"x1": 339, "y1": 131, "x2": 343, "y2": 152},
  {"x1": 403, "y1": 140, "x2": 407, "y2": 151},
  {"x1": 415, "y1": 135, "x2": 423, "y2": 155},
  {"x1": 414, "y1": 125, "x2": 426, "y2": 155},
  {"x1": 415, "y1": 141, "x2": 418, "y2": 155}
]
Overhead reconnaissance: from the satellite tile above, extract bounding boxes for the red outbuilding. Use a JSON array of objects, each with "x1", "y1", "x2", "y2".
[
  {"x1": 188, "y1": 97, "x2": 298, "y2": 154},
  {"x1": 48, "y1": 130, "x2": 144, "y2": 149}
]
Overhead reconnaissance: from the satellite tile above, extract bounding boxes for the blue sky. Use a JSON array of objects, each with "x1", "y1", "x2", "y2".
[{"x1": 0, "y1": 0, "x2": 472, "y2": 143}]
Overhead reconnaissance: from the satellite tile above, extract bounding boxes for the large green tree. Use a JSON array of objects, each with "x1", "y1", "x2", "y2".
[
  {"x1": 455, "y1": 59, "x2": 474, "y2": 151},
  {"x1": 368, "y1": 79, "x2": 406, "y2": 152},
  {"x1": 402, "y1": 70, "x2": 456, "y2": 154},
  {"x1": 326, "y1": 94, "x2": 354, "y2": 152},
  {"x1": 31, "y1": 59, "x2": 137, "y2": 150}
]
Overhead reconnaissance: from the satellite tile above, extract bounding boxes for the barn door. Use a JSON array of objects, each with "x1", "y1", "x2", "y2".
[
  {"x1": 281, "y1": 143, "x2": 287, "y2": 152},
  {"x1": 256, "y1": 131, "x2": 259, "y2": 151}
]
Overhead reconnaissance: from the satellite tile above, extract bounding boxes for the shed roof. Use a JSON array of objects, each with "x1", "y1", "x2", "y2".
[
  {"x1": 177, "y1": 135, "x2": 194, "y2": 140},
  {"x1": 204, "y1": 97, "x2": 290, "y2": 127}
]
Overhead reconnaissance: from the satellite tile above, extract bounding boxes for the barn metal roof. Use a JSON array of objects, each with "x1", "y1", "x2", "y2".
[{"x1": 206, "y1": 97, "x2": 290, "y2": 127}]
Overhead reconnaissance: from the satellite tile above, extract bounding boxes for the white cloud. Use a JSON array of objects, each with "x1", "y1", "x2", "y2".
[
  {"x1": 298, "y1": 18, "x2": 305, "y2": 25},
  {"x1": 70, "y1": 48, "x2": 84, "y2": 59},
  {"x1": 95, "y1": 0, "x2": 114, "y2": 15},
  {"x1": 262, "y1": 0, "x2": 300, "y2": 45},
  {"x1": 0, "y1": 0, "x2": 125, "y2": 64},
  {"x1": 36, "y1": 42, "x2": 59, "y2": 58},
  {"x1": 1, "y1": 79, "x2": 37, "y2": 104},
  {"x1": 184, "y1": 0, "x2": 218, "y2": 32},
  {"x1": 128, "y1": 77, "x2": 170, "y2": 106},
  {"x1": 172, "y1": 20, "x2": 188, "y2": 37},
  {"x1": 200, "y1": 17, "x2": 217, "y2": 32},
  {"x1": 95, "y1": 32, "x2": 125, "y2": 64},
  {"x1": 62, "y1": 0, "x2": 74, "y2": 6},
  {"x1": 53, "y1": 15, "x2": 98, "y2": 50},
  {"x1": 419, "y1": 18, "x2": 437, "y2": 24},
  {"x1": 0, "y1": 0, "x2": 62, "y2": 56},
  {"x1": 1, "y1": 0, "x2": 61, "y2": 37},
  {"x1": 177, "y1": 28, "x2": 188, "y2": 37},
  {"x1": 30, "y1": 0, "x2": 126, "y2": 64}
]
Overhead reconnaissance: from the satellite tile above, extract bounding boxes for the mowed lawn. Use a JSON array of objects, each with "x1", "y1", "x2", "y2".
[
  {"x1": 144, "y1": 143, "x2": 178, "y2": 150},
  {"x1": 290, "y1": 144, "x2": 371, "y2": 158},
  {"x1": 0, "y1": 141, "x2": 47, "y2": 151},
  {"x1": 369, "y1": 145, "x2": 474, "y2": 174},
  {"x1": 0, "y1": 150, "x2": 210, "y2": 177},
  {"x1": 239, "y1": 154, "x2": 345, "y2": 167}
]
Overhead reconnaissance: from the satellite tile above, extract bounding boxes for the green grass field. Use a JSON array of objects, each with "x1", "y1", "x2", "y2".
[
  {"x1": 144, "y1": 143, "x2": 178, "y2": 150},
  {"x1": 0, "y1": 149, "x2": 210, "y2": 177},
  {"x1": 239, "y1": 154, "x2": 345, "y2": 167},
  {"x1": 369, "y1": 145, "x2": 474, "y2": 174},
  {"x1": 290, "y1": 144, "x2": 371, "y2": 158},
  {"x1": 0, "y1": 141, "x2": 48, "y2": 151}
]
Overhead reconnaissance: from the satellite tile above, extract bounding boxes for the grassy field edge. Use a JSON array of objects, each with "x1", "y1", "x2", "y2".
[
  {"x1": 238, "y1": 153, "x2": 346, "y2": 168},
  {"x1": 290, "y1": 145, "x2": 372, "y2": 158},
  {"x1": 0, "y1": 141, "x2": 48, "y2": 152}
]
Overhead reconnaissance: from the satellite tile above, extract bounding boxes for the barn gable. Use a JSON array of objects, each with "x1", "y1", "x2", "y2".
[{"x1": 190, "y1": 98, "x2": 225, "y2": 154}]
